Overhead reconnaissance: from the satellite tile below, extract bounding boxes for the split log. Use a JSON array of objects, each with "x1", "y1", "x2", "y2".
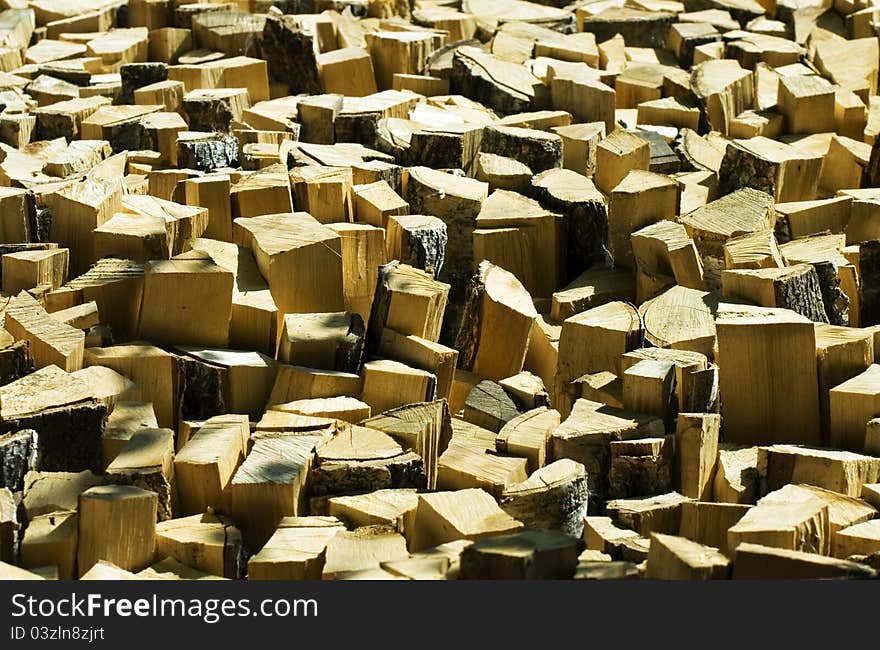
[
  {"x1": 362, "y1": 400, "x2": 453, "y2": 490},
  {"x1": 606, "y1": 491, "x2": 692, "y2": 537},
  {"x1": 156, "y1": 513, "x2": 245, "y2": 579},
  {"x1": 453, "y1": 261, "x2": 537, "y2": 381},
  {"x1": 459, "y1": 529, "x2": 580, "y2": 579},
  {"x1": 409, "y1": 488, "x2": 523, "y2": 552},
  {"x1": 247, "y1": 516, "x2": 345, "y2": 580},
  {"x1": 310, "y1": 426, "x2": 427, "y2": 498},
  {"x1": 499, "y1": 459, "x2": 589, "y2": 537},
  {"x1": 463, "y1": 380, "x2": 522, "y2": 434},
  {"x1": 106, "y1": 427, "x2": 175, "y2": 521},
  {"x1": 679, "y1": 501, "x2": 752, "y2": 556},
  {"x1": 645, "y1": 532, "x2": 729, "y2": 579},
  {"x1": 225, "y1": 433, "x2": 325, "y2": 551}
]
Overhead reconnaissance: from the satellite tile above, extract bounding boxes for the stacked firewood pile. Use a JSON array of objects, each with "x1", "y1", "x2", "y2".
[{"x1": 1, "y1": 0, "x2": 880, "y2": 581}]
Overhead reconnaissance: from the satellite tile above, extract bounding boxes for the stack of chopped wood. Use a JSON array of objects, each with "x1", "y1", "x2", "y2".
[{"x1": 3, "y1": 0, "x2": 880, "y2": 583}]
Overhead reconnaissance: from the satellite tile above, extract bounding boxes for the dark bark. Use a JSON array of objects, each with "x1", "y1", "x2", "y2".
[
  {"x1": 177, "y1": 135, "x2": 240, "y2": 172},
  {"x1": 1, "y1": 402, "x2": 107, "y2": 474},
  {"x1": 396, "y1": 217, "x2": 447, "y2": 279},
  {"x1": 481, "y1": 126, "x2": 562, "y2": 174},
  {"x1": 0, "y1": 430, "x2": 37, "y2": 492},
  {"x1": 774, "y1": 265, "x2": 829, "y2": 323},
  {"x1": 607, "y1": 453, "x2": 673, "y2": 500},
  {"x1": 452, "y1": 262, "x2": 488, "y2": 372},
  {"x1": 530, "y1": 169, "x2": 609, "y2": 282},
  {"x1": 859, "y1": 239, "x2": 880, "y2": 326},
  {"x1": 463, "y1": 380, "x2": 521, "y2": 433},
  {"x1": 500, "y1": 470, "x2": 589, "y2": 537},
  {"x1": 261, "y1": 14, "x2": 322, "y2": 95},
  {"x1": 106, "y1": 469, "x2": 173, "y2": 522},
  {"x1": 118, "y1": 63, "x2": 168, "y2": 105},
  {"x1": 309, "y1": 451, "x2": 427, "y2": 497},
  {"x1": 637, "y1": 129, "x2": 682, "y2": 174},
  {"x1": 183, "y1": 97, "x2": 235, "y2": 133},
  {"x1": 178, "y1": 355, "x2": 226, "y2": 422},
  {"x1": 580, "y1": 9, "x2": 675, "y2": 48},
  {"x1": 718, "y1": 140, "x2": 778, "y2": 198},
  {"x1": 813, "y1": 260, "x2": 849, "y2": 326},
  {"x1": 450, "y1": 49, "x2": 549, "y2": 116},
  {"x1": 0, "y1": 340, "x2": 34, "y2": 387},
  {"x1": 408, "y1": 126, "x2": 483, "y2": 175}
]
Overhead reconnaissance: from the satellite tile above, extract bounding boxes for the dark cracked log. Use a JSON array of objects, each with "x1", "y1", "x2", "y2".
[
  {"x1": 177, "y1": 354, "x2": 226, "y2": 422},
  {"x1": 480, "y1": 125, "x2": 563, "y2": 174},
  {"x1": 177, "y1": 133, "x2": 240, "y2": 172},
  {"x1": 450, "y1": 46, "x2": 550, "y2": 116},
  {"x1": 859, "y1": 239, "x2": 880, "y2": 326},
  {"x1": 0, "y1": 340, "x2": 34, "y2": 387},
  {"x1": 0, "y1": 429, "x2": 37, "y2": 492},
  {"x1": 386, "y1": 214, "x2": 447, "y2": 279},
  {"x1": 1, "y1": 403, "x2": 106, "y2": 474},
  {"x1": 261, "y1": 14, "x2": 322, "y2": 96},
  {"x1": 118, "y1": 63, "x2": 167, "y2": 105}
]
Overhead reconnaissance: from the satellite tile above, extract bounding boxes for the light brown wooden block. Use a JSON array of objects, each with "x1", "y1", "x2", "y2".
[
  {"x1": 278, "y1": 312, "x2": 364, "y2": 373},
  {"x1": 234, "y1": 212, "x2": 344, "y2": 318},
  {"x1": 267, "y1": 364, "x2": 363, "y2": 406},
  {"x1": 778, "y1": 74, "x2": 835, "y2": 135},
  {"x1": 436, "y1": 445, "x2": 528, "y2": 497},
  {"x1": 290, "y1": 166, "x2": 354, "y2": 225},
  {"x1": 271, "y1": 396, "x2": 370, "y2": 424},
  {"x1": 174, "y1": 419, "x2": 247, "y2": 517},
  {"x1": 829, "y1": 364, "x2": 880, "y2": 451},
  {"x1": 77, "y1": 484, "x2": 157, "y2": 577},
  {"x1": 19, "y1": 510, "x2": 78, "y2": 580},
  {"x1": 156, "y1": 512, "x2": 245, "y2": 579},
  {"x1": 187, "y1": 238, "x2": 278, "y2": 356},
  {"x1": 225, "y1": 433, "x2": 324, "y2": 551},
  {"x1": 679, "y1": 501, "x2": 752, "y2": 555},
  {"x1": 606, "y1": 492, "x2": 692, "y2": 537},
  {"x1": 85, "y1": 344, "x2": 179, "y2": 429},
  {"x1": 550, "y1": 266, "x2": 635, "y2": 322},
  {"x1": 327, "y1": 222, "x2": 386, "y2": 325},
  {"x1": 594, "y1": 130, "x2": 650, "y2": 194},
  {"x1": 366, "y1": 262, "x2": 450, "y2": 354},
  {"x1": 106, "y1": 427, "x2": 175, "y2": 520},
  {"x1": 317, "y1": 47, "x2": 377, "y2": 97},
  {"x1": 622, "y1": 359, "x2": 676, "y2": 425},
  {"x1": 555, "y1": 301, "x2": 643, "y2": 417},
  {"x1": 2, "y1": 248, "x2": 69, "y2": 295},
  {"x1": 360, "y1": 359, "x2": 436, "y2": 415},
  {"x1": 732, "y1": 542, "x2": 876, "y2": 579},
  {"x1": 46, "y1": 178, "x2": 123, "y2": 276},
  {"x1": 727, "y1": 492, "x2": 828, "y2": 556},
  {"x1": 674, "y1": 413, "x2": 720, "y2": 501},
  {"x1": 352, "y1": 180, "x2": 408, "y2": 229},
  {"x1": 367, "y1": 30, "x2": 434, "y2": 91},
  {"x1": 410, "y1": 488, "x2": 523, "y2": 552},
  {"x1": 758, "y1": 444, "x2": 880, "y2": 498},
  {"x1": 247, "y1": 516, "x2": 345, "y2": 580},
  {"x1": 138, "y1": 258, "x2": 233, "y2": 348},
  {"x1": 715, "y1": 303, "x2": 821, "y2": 446},
  {"x1": 377, "y1": 328, "x2": 457, "y2": 401},
  {"x1": 4, "y1": 291, "x2": 84, "y2": 372},
  {"x1": 496, "y1": 407, "x2": 560, "y2": 474},
  {"x1": 645, "y1": 533, "x2": 730, "y2": 580},
  {"x1": 607, "y1": 170, "x2": 680, "y2": 270}
]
